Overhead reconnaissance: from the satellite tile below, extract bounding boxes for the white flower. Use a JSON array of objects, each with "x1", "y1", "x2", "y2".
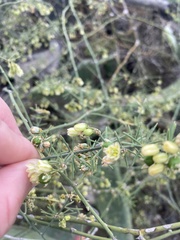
[
  {"x1": 102, "y1": 142, "x2": 121, "y2": 166},
  {"x1": 67, "y1": 127, "x2": 79, "y2": 137},
  {"x1": 26, "y1": 160, "x2": 52, "y2": 184}
]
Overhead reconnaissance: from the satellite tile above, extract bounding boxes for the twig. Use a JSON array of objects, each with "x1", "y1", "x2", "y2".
[
  {"x1": 29, "y1": 214, "x2": 180, "y2": 238},
  {"x1": 0, "y1": 65, "x2": 32, "y2": 128},
  {"x1": 42, "y1": 146, "x2": 102, "y2": 160},
  {"x1": 28, "y1": 215, "x2": 111, "y2": 240},
  {"x1": 3, "y1": 88, "x2": 30, "y2": 131},
  {"x1": 69, "y1": 0, "x2": 109, "y2": 101},
  {"x1": 60, "y1": 172, "x2": 117, "y2": 240},
  {"x1": 108, "y1": 39, "x2": 139, "y2": 84},
  {"x1": 62, "y1": 5, "x2": 79, "y2": 77},
  {"x1": 150, "y1": 228, "x2": 180, "y2": 240},
  {"x1": 45, "y1": 103, "x2": 105, "y2": 133}
]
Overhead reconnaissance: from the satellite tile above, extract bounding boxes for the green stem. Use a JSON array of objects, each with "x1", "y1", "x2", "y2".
[
  {"x1": 60, "y1": 172, "x2": 117, "y2": 239},
  {"x1": 42, "y1": 146, "x2": 102, "y2": 160},
  {"x1": 19, "y1": 210, "x2": 44, "y2": 238},
  {"x1": 45, "y1": 103, "x2": 105, "y2": 133},
  {"x1": 150, "y1": 228, "x2": 180, "y2": 240},
  {"x1": 27, "y1": 214, "x2": 180, "y2": 239},
  {"x1": 69, "y1": 0, "x2": 109, "y2": 101},
  {"x1": 62, "y1": 5, "x2": 79, "y2": 77},
  {"x1": 4, "y1": 89, "x2": 30, "y2": 131},
  {"x1": 28, "y1": 216, "x2": 111, "y2": 240},
  {"x1": 0, "y1": 65, "x2": 32, "y2": 128},
  {"x1": 34, "y1": 214, "x2": 139, "y2": 236}
]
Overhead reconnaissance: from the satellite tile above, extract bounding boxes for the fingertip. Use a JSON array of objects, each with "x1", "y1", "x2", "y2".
[{"x1": 0, "y1": 120, "x2": 39, "y2": 165}]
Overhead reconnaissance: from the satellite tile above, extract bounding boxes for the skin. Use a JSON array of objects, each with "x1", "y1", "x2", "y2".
[{"x1": 0, "y1": 97, "x2": 39, "y2": 237}]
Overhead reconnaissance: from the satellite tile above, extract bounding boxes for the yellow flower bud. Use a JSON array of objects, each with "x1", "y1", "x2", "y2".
[
  {"x1": 148, "y1": 163, "x2": 164, "y2": 176},
  {"x1": 163, "y1": 141, "x2": 179, "y2": 154},
  {"x1": 153, "y1": 153, "x2": 168, "y2": 164},
  {"x1": 74, "y1": 123, "x2": 88, "y2": 132},
  {"x1": 67, "y1": 127, "x2": 78, "y2": 137},
  {"x1": 83, "y1": 128, "x2": 94, "y2": 136},
  {"x1": 64, "y1": 215, "x2": 71, "y2": 221},
  {"x1": 37, "y1": 160, "x2": 53, "y2": 173},
  {"x1": 141, "y1": 144, "x2": 159, "y2": 157},
  {"x1": 8, "y1": 61, "x2": 24, "y2": 77}
]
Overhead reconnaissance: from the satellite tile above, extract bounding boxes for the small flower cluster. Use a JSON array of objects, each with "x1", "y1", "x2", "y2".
[
  {"x1": 67, "y1": 123, "x2": 100, "y2": 138},
  {"x1": 141, "y1": 139, "x2": 180, "y2": 177},
  {"x1": 26, "y1": 160, "x2": 52, "y2": 184},
  {"x1": 102, "y1": 142, "x2": 121, "y2": 166},
  {"x1": 30, "y1": 126, "x2": 51, "y2": 153},
  {"x1": 8, "y1": 61, "x2": 24, "y2": 77},
  {"x1": 59, "y1": 215, "x2": 71, "y2": 228},
  {"x1": 73, "y1": 143, "x2": 96, "y2": 175}
]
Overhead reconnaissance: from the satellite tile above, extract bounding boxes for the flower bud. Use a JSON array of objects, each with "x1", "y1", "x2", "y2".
[
  {"x1": 83, "y1": 128, "x2": 94, "y2": 136},
  {"x1": 30, "y1": 126, "x2": 42, "y2": 134},
  {"x1": 153, "y1": 153, "x2": 168, "y2": 164},
  {"x1": 163, "y1": 141, "x2": 179, "y2": 154},
  {"x1": 148, "y1": 163, "x2": 164, "y2": 176},
  {"x1": 67, "y1": 127, "x2": 78, "y2": 137},
  {"x1": 8, "y1": 61, "x2": 24, "y2": 77},
  {"x1": 31, "y1": 136, "x2": 43, "y2": 148},
  {"x1": 141, "y1": 144, "x2": 159, "y2": 157},
  {"x1": 37, "y1": 160, "x2": 53, "y2": 173},
  {"x1": 39, "y1": 173, "x2": 51, "y2": 184},
  {"x1": 94, "y1": 128, "x2": 101, "y2": 135},
  {"x1": 43, "y1": 141, "x2": 51, "y2": 148},
  {"x1": 26, "y1": 160, "x2": 52, "y2": 184},
  {"x1": 74, "y1": 123, "x2": 88, "y2": 132}
]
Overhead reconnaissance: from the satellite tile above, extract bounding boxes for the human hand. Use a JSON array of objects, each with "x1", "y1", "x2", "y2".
[{"x1": 0, "y1": 98, "x2": 39, "y2": 237}]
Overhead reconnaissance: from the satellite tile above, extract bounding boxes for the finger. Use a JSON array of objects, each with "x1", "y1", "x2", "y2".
[
  {"x1": 0, "y1": 97, "x2": 22, "y2": 135},
  {"x1": 0, "y1": 159, "x2": 38, "y2": 237},
  {"x1": 0, "y1": 120, "x2": 39, "y2": 165}
]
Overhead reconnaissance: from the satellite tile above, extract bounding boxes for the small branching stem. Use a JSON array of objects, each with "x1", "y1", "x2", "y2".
[
  {"x1": 68, "y1": 0, "x2": 109, "y2": 101},
  {"x1": 42, "y1": 146, "x2": 102, "y2": 160},
  {"x1": 45, "y1": 103, "x2": 105, "y2": 133},
  {"x1": 62, "y1": 5, "x2": 79, "y2": 78},
  {"x1": 0, "y1": 65, "x2": 32, "y2": 130},
  {"x1": 3, "y1": 89, "x2": 30, "y2": 131},
  {"x1": 60, "y1": 172, "x2": 117, "y2": 240},
  {"x1": 27, "y1": 213, "x2": 180, "y2": 239}
]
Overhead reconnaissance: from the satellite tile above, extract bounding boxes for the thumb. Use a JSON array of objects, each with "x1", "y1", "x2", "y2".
[{"x1": 0, "y1": 120, "x2": 39, "y2": 165}]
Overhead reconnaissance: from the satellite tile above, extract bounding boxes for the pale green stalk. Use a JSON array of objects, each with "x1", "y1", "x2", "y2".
[
  {"x1": 60, "y1": 172, "x2": 117, "y2": 240},
  {"x1": 69, "y1": 0, "x2": 109, "y2": 101},
  {"x1": 62, "y1": 5, "x2": 79, "y2": 77},
  {"x1": 0, "y1": 65, "x2": 32, "y2": 129},
  {"x1": 46, "y1": 103, "x2": 105, "y2": 133}
]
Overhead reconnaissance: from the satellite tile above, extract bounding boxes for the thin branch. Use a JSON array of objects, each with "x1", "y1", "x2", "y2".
[
  {"x1": 62, "y1": 5, "x2": 79, "y2": 77},
  {"x1": 60, "y1": 172, "x2": 117, "y2": 240},
  {"x1": 108, "y1": 40, "x2": 139, "y2": 84},
  {"x1": 69, "y1": 0, "x2": 109, "y2": 101}
]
